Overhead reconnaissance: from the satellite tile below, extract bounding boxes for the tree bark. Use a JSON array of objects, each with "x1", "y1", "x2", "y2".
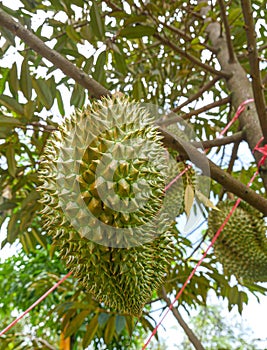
[{"x1": 200, "y1": 4, "x2": 267, "y2": 191}]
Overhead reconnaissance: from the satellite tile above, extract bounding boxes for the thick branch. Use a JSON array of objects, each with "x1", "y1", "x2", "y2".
[
  {"x1": 217, "y1": 0, "x2": 235, "y2": 63},
  {"x1": 240, "y1": 0, "x2": 267, "y2": 143},
  {"x1": 191, "y1": 130, "x2": 244, "y2": 149},
  {"x1": 200, "y1": 3, "x2": 267, "y2": 191},
  {"x1": 0, "y1": 9, "x2": 110, "y2": 99},
  {"x1": 172, "y1": 76, "x2": 222, "y2": 113},
  {"x1": 154, "y1": 33, "x2": 232, "y2": 79},
  {"x1": 160, "y1": 128, "x2": 267, "y2": 215},
  {"x1": 158, "y1": 96, "x2": 231, "y2": 125},
  {"x1": 161, "y1": 287, "x2": 206, "y2": 350}
]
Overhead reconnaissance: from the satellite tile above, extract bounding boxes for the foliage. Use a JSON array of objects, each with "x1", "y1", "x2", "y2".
[
  {"x1": 0, "y1": 248, "x2": 146, "y2": 349},
  {"x1": 0, "y1": 0, "x2": 267, "y2": 348}
]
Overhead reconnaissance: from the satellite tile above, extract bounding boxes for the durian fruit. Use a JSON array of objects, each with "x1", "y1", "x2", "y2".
[
  {"x1": 208, "y1": 200, "x2": 267, "y2": 282},
  {"x1": 164, "y1": 159, "x2": 196, "y2": 218},
  {"x1": 38, "y1": 96, "x2": 177, "y2": 316}
]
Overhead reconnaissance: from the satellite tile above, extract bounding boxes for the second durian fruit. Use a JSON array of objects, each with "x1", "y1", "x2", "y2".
[{"x1": 208, "y1": 200, "x2": 267, "y2": 283}]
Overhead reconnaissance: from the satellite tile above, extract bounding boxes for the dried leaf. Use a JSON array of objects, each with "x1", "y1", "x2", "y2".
[
  {"x1": 184, "y1": 184, "x2": 194, "y2": 217},
  {"x1": 195, "y1": 190, "x2": 220, "y2": 211}
]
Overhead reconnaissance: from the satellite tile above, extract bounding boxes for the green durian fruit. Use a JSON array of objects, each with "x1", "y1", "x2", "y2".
[
  {"x1": 164, "y1": 159, "x2": 196, "y2": 218},
  {"x1": 38, "y1": 96, "x2": 177, "y2": 316},
  {"x1": 208, "y1": 200, "x2": 267, "y2": 282}
]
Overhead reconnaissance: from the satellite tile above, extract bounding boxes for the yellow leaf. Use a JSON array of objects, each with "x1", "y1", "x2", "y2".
[
  {"x1": 195, "y1": 190, "x2": 220, "y2": 211},
  {"x1": 184, "y1": 184, "x2": 195, "y2": 217}
]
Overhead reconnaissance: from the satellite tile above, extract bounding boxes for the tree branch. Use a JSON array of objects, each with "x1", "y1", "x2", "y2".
[
  {"x1": 200, "y1": 2, "x2": 267, "y2": 191},
  {"x1": 154, "y1": 33, "x2": 232, "y2": 79},
  {"x1": 160, "y1": 128, "x2": 267, "y2": 215},
  {"x1": 217, "y1": 0, "x2": 235, "y2": 63},
  {"x1": 161, "y1": 287, "x2": 206, "y2": 350},
  {"x1": 158, "y1": 96, "x2": 231, "y2": 125},
  {"x1": 240, "y1": 0, "x2": 267, "y2": 143},
  {"x1": 191, "y1": 130, "x2": 244, "y2": 149},
  {"x1": 172, "y1": 76, "x2": 222, "y2": 113},
  {"x1": 0, "y1": 9, "x2": 110, "y2": 99}
]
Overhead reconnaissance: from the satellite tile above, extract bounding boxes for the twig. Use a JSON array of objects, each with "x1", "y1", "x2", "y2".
[
  {"x1": 258, "y1": 43, "x2": 267, "y2": 52},
  {"x1": 0, "y1": 9, "x2": 110, "y2": 99},
  {"x1": 172, "y1": 76, "x2": 222, "y2": 112},
  {"x1": 158, "y1": 96, "x2": 231, "y2": 125},
  {"x1": 104, "y1": 0, "x2": 122, "y2": 12},
  {"x1": 217, "y1": 0, "x2": 235, "y2": 63},
  {"x1": 161, "y1": 287, "x2": 206, "y2": 350},
  {"x1": 159, "y1": 128, "x2": 267, "y2": 215},
  {"x1": 186, "y1": 232, "x2": 209, "y2": 261},
  {"x1": 191, "y1": 131, "x2": 244, "y2": 149},
  {"x1": 158, "y1": 20, "x2": 192, "y2": 41},
  {"x1": 154, "y1": 33, "x2": 232, "y2": 79},
  {"x1": 240, "y1": 0, "x2": 267, "y2": 142}
]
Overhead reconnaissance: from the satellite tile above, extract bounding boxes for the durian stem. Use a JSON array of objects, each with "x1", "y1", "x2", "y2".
[{"x1": 161, "y1": 287, "x2": 206, "y2": 350}]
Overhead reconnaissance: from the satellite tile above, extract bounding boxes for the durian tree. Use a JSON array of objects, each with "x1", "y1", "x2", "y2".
[{"x1": 0, "y1": 0, "x2": 267, "y2": 349}]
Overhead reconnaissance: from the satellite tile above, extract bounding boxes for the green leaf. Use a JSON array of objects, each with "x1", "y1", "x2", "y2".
[
  {"x1": 32, "y1": 78, "x2": 53, "y2": 110},
  {"x1": 125, "y1": 316, "x2": 134, "y2": 336},
  {"x1": 98, "y1": 313, "x2": 110, "y2": 327},
  {"x1": 132, "y1": 79, "x2": 143, "y2": 100},
  {"x1": 0, "y1": 94, "x2": 24, "y2": 115},
  {"x1": 104, "y1": 315, "x2": 116, "y2": 344},
  {"x1": 0, "y1": 27, "x2": 15, "y2": 46},
  {"x1": 20, "y1": 57, "x2": 32, "y2": 100},
  {"x1": 9, "y1": 63, "x2": 19, "y2": 96},
  {"x1": 66, "y1": 25, "x2": 81, "y2": 42},
  {"x1": 31, "y1": 228, "x2": 47, "y2": 249},
  {"x1": 23, "y1": 100, "x2": 36, "y2": 121},
  {"x1": 124, "y1": 15, "x2": 147, "y2": 26},
  {"x1": 119, "y1": 25, "x2": 155, "y2": 39},
  {"x1": 82, "y1": 314, "x2": 99, "y2": 348},
  {"x1": 93, "y1": 51, "x2": 106, "y2": 85},
  {"x1": 114, "y1": 49, "x2": 127, "y2": 75},
  {"x1": 0, "y1": 201, "x2": 17, "y2": 210},
  {"x1": 6, "y1": 144, "x2": 16, "y2": 177},
  {"x1": 56, "y1": 90, "x2": 65, "y2": 116},
  {"x1": 237, "y1": 291, "x2": 248, "y2": 314},
  {"x1": 0, "y1": 115, "x2": 22, "y2": 127},
  {"x1": 70, "y1": 84, "x2": 85, "y2": 108},
  {"x1": 115, "y1": 315, "x2": 126, "y2": 335},
  {"x1": 83, "y1": 56, "x2": 94, "y2": 74},
  {"x1": 64, "y1": 309, "x2": 90, "y2": 338},
  {"x1": 0, "y1": 67, "x2": 9, "y2": 94},
  {"x1": 7, "y1": 212, "x2": 20, "y2": 243},
  {"x1": 90, "y1": 1, "x2": 105, "y2": 39},
  {"x1": 80, "y1": 24, "x2": 94, "y2": 42}
]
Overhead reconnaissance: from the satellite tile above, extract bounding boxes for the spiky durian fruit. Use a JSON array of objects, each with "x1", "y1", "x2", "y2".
[
  {"x1": 208, "y1": 200, "x2": 267, "y2": 282},
  {"x1": 38, "y1": 96, "x2": 178, "y2": 316},
  {"x1": 164, "y1": 159, "x2": 196, "y2": 218}
]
